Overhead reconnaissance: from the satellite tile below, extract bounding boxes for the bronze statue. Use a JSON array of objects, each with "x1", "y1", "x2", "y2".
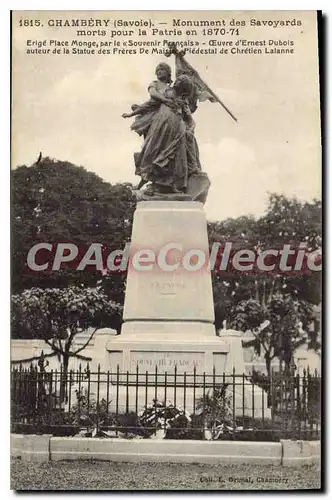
[{"x1": 122, "y1": 43, "x2": 236, "y2": 203}]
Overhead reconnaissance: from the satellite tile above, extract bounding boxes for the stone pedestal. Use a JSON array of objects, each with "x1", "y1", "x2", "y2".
[
  {"x1": 107, "y1": 201, "x2": 229, "y2": 375},
  {"x1": 104, "y1": 200, "x2": 270, "y2": 418},
  {"x1": 123, "y1": 201, "x2": 214, "y2": 326}
]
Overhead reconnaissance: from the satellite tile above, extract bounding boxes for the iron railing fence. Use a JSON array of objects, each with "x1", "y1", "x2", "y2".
[{"x1": 11, "y1": 364, "x2": 321, "y2": 441}]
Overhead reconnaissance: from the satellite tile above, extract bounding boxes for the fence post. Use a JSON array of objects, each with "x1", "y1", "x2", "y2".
[
  {"x1": 232, "y1": 367, "x2": 236, "y2": 430},
  {"x1": 116, "y1": 364, "x2": 119, "y2": 418},
  {"x1": 203, "y1": 371, "x2": 206, "y2": 438},
  {"x1": 164, "y1": 370, "x2": 167, "y2": 414},
  {"x1": 106, "y1": 370, "x2": 110, "y2": 415},
  {"x1": 96, "y1": 364, "x2": 101, "y2": 433},
  {"x1": 154, "y1": 365, "x2": 158, "y2": 436},
  {"x1": 308, "y1": 367, "x2": 314, "y2": 439},
  {"x1": 212, "y1": 367, "x2": 216, "y2": 437},
  {"x1": 144, "y1": 370, "x2": 148, "y2": 409},
  {"x1": 290, "y1": 364, "x2": 295, "y2": 439},
  {"x1": 183, "y1": 371, "x2": 187, "y2": 414},
  {"x1": 125, "y1": 369, "x2": 129, "y2": 414},
  {"x1": 271, "y1": 369, "x2": 275, "y2": 423},
  {"x1": 77, "y1": 364, "x2": 82, "y2": 421},
  {"x1": 303, "y1": 368, "x2": 307, "y2": 440},
  {"x1": 135, "y1": 365, "x2": 139, "y2": 415},
  {"x1": 251, "y1": 371, "x2": 255, "y2": 424},
  {"x1": 222, "y1": 372, "x2": 226, "y2": 432},
  {"x1": 59, "y1": 364, "x2": 63, "y2": 406},
  {"x1": 174, "y1": 365, "x2": 177, "y2": 407},
  {"x1": 193, "y1": 365, "x2": 196, "y2": 418},
  {"x1": 67, "y1": 370, "x2": 72, "y2": 414},
  {"x1": 86, "y1": 363, "x2": 91, "y2": 419},
  {"x1": 296, "y1": 371, "x2": 301, "y2": 439},
  {"x1": 242, "y1": 372, "x2": 245, "y2": 428}
]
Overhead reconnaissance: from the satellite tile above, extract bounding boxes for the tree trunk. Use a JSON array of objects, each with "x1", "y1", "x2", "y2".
[
  {"x1": 265, "y1": 356, "x2": 271, "y2": 378},
  {"x1": 265, "y1": 353, "x2": 272, "y2": 406},
  {"x1": 262, "y1": 280, "x2": 266, "y2": 309},
  {"x1": 60, "y1": 354, "x2": 69, "y2": 405}
]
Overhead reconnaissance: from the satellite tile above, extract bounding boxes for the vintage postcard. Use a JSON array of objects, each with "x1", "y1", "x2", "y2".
[{"x1": 11, "y1": 10, "x2": 322, "y2": 491}]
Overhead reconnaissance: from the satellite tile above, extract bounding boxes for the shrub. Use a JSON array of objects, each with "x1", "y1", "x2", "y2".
[
  {"x1": 70, "y1": 388, "x2": 113, "y2": 437},
  {"x1": 138, "y1": 399, "x2": 192, "y2": 439},
  {"x1": 195, "y1": 384, "x2": 235, "y2": 440}
]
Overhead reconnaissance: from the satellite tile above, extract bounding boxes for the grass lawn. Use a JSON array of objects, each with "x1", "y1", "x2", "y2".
[{"x1": 11, "y1": 458, "x2": 321, "y2": 491}]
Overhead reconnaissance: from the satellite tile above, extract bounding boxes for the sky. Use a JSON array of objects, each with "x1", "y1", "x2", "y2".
[{"x1": 11, "y1": 10, "x2": 321, "y2": 221}]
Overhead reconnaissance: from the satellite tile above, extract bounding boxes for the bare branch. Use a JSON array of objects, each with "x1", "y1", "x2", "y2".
[
  {"x1": 45, "y1": 338, "x2": 64, "y2": 355},
  {"x1": 250, "y1": 329, "x2": 268, "y2": 353},
  {"x1": 74, "y1": 327, "x2": 98, "y2": 355},
  {"x1": 11, "y1": 352, "x2": 58, "y2": 364},
  {"x1": 68, "y1": 352, "x2": 92, "y2": 361}
]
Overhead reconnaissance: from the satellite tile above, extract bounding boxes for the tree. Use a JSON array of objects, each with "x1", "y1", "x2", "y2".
[
  {"x1": 12, "y1": 157, "x2": 136, "y2": 302},
  {"x1": 208, "y1": 215, "x2": 260, "y2": 329},
  {"x1": 255, "y1": 193, "x2": 321, "y2": 306},
  {"x1": 209, "y1": 194, "x2": 321, "y2": 371},
  {"x1": 11, "y1": 286, "x2": 122, "y2": 400},
  {"x1": 230, "y1": 294, "x2": 316, "y2": 378},
  {"x1": 209, "y1": 194, "x2": 321, "y2": 315}
]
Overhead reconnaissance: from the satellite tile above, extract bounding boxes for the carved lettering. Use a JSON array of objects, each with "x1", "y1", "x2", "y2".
[
  {"x1": 151, "y1": 281, "x2": 186, "y2": 292},
  {"x1": 130, "y1": 351, "x2": 204, "y2": 372}
]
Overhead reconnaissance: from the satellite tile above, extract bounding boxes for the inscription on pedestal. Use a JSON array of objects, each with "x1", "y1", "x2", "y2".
[
  {"x1": 130, "y1": 351, "x2": 204, "y2": 373},
  {"x1": 123, "y1": 202, "x2": 215, "y2": 322},
  {"x1": 151, "y1": 281, "x2": 186, "y2": 295}
]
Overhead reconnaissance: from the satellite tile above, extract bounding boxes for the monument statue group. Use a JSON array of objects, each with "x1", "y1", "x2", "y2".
[
  {"x1": 122, "y1": 42, "x2": 236, "y2": 203},
  {"x1": 105, "y1": 44, "x2": 267, "y2": 416}
]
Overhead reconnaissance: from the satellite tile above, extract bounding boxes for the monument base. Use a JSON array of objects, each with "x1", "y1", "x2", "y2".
[
  {"x1": 104, "y1": 329, "x2": 270, "y2": 419},
  {"x1": 106, "y1": 330, "x2": 229, "y2": 376},
  {"x1": 98, "y1": 200, "x2": 270, "y2": 418}
]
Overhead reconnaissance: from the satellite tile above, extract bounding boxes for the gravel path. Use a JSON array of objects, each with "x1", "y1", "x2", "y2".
[{"x1": 11, "y1": 458, "x2": 321, "y2": 491}]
